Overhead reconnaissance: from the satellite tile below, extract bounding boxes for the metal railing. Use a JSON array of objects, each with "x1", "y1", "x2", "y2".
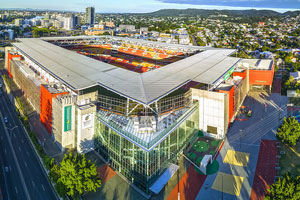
[{"x1": 96, "y1": 104, "x2": 198, "y2": 151}]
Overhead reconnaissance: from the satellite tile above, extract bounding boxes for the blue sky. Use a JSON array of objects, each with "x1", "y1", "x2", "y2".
[{"x1": 1, "y1": 0, "x2": 299, "y2": 13}]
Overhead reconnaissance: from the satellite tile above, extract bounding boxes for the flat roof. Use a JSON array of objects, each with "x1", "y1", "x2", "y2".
[
  {"x1": 13, "y1": 36, "x2": 238, "y2": 105},
  {"x1": 239, "y1": 59, "x2": 273, "y2": 70}
]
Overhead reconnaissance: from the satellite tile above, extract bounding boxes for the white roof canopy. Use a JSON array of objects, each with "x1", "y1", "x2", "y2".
[{"x1": 13, "y1": 36, "x2": 239, "y2": 105}]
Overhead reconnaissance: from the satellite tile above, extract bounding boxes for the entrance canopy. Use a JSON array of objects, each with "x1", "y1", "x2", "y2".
[{"x1": 149, "y1": 163, "x2": 179, "y2": 194}]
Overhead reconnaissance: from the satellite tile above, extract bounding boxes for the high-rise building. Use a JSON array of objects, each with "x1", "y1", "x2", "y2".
[
  {"x1": 73, "y1": 16, "x2": 80, "y2": 27},
  {"x1": 64, "y1": 17, "x2": 74, "y2": 30},
  {"x1": 85, "y1": 7, "x2": 95, "y2": 25}
]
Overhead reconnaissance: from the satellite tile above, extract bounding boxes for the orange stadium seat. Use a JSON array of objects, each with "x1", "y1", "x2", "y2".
[{"x1": 159, "y1": 54, "x2": 168, "y2": 59}]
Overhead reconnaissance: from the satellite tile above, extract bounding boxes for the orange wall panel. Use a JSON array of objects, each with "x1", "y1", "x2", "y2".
[
  {"x1": 40, "y1": 85, "x2": 53, "y2": 134},
  {"x1": 219, "y1": 85, "x2": 235, "y2": 123},
  {"x1": 7, "y1": 52, "x2": 22, "y2": 78},
  {"x1": 249, "y1": 70, "x2": 273, "y2": 85},
  {"x1": 40, "y1": 85, "x2": 69, "y2": 135},
  {"x1": 249, "y1": 62, "x2": 275, "y2": 86}
]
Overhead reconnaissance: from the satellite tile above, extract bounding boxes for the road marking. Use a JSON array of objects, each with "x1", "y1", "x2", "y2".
[
  {"x1": 1, "y1": 91, "x2": 59, "y2": 200},
  {"x1": 15, "y1": 187, "x2": 18, "y2": 194},
  {"x1": 32, "y1": 180, "x2": 35, "y2": 187},
  {"x1": 26, "y1": 151, "x2": 30, "y2": 156},
  {"x1": 0, "y1": 160, "x2": 10, "y2": 200},
  {"x1": 13, "y1": 133, "x2": 16, "y2": 139},
  {"x1": 41, "y1": 184, "x2": 45, "y2": 191},
  {"x1": 18, "y1": 147, "x2": 21, "y2": 152},
  {"x1": 21, "y1": 139, "x2": 24, "y2": 144},
  {"x1": 4, "y1": 148, "x2": 7, "y2": 155},
  {"x1": 24, "y1": 161, "x2": 27, "y2": 167},
  {"x1": 0, "y1": 109, "x2": 31, "y2": 200},
  {"x1": 0, "y1": 136, "x2": 3, "y2": 141}
]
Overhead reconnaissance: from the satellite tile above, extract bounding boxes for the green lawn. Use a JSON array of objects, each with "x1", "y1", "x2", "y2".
[{"x1": 279, "y1": 143, "x2": 300, "y2": 176}]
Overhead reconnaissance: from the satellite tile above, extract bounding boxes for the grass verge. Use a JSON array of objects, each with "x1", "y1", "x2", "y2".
[{"x1": 279, "y1": 143, "x2": 300, "y2": 176}]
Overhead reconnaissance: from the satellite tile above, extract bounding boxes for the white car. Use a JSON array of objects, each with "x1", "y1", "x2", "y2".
[{"x1": 4, "y1": 117, "x2": 8, "y2": 123}]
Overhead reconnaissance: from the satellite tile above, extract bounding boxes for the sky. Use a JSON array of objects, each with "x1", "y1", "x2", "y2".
[{"x1": 1, "y1": 0, "x2": 300, "y2": 13}]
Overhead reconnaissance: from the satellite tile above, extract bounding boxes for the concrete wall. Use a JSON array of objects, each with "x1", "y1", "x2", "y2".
[
  {"x1": 76, "y1": 91, "x2": 98, "y2": 153},
  {"x1": 52, "y1": 95, "x2": 76, "y2": 151},
  {"x1": 76, "y1": 105, "x2": 96, "y2": 153},
  {"x1": 52, "y1": 97, "x2": 63, "y2": 150},
  {"x1": 192, "y1": 88, "x2": 228, "y2": 139}
]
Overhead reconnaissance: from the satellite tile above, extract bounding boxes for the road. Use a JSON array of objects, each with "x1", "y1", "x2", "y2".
[{"x1": 0, "y1": 80, "x2": 58, "y2": 200}]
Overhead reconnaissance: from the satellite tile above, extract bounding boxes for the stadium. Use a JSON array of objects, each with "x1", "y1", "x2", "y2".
[{"x1": 4, "y1": 36, "x2": 274, "y2": 195}]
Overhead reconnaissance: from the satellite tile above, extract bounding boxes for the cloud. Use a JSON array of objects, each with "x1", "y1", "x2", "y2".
[{"x1": 157, "y1": 0, "x2": 300, "y2": 9}]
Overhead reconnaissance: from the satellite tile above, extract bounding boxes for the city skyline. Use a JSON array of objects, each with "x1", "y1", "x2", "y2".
[{"x1": 1, "y1": 0, "x2": 299, "y2": 13}]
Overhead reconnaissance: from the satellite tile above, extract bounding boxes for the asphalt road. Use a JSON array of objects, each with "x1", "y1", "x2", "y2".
[{"x1": 0, "y1": 82, "x2": 58, "y2": 200}]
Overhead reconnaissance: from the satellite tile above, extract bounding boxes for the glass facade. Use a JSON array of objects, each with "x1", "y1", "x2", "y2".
[{"x1": 94, "y1": 103, "x2": 199, "y2": 194}]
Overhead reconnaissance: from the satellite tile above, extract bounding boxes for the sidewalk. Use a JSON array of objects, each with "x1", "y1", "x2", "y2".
[
  {"x1": 0, "y1": 67, "x2": 64, "y2": 162},
  {"x1": 28, "y1": 111, "x2": 64, "y2": 160},
  {"x1": 250, "y1": 140, "x2": 278, "y2": 200}
]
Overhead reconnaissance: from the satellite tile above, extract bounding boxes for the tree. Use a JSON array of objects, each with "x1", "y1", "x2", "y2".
[
  {"x1": 33, "y1": 27, "x2": 50, "y2": 38},
  {"x1": 102, "y1": 31, "x2": 110, "y2": 35},
  {"x1": 277, "y1": 117, "x2": 300, "y2": 146},
  {"x1": 50, "y1": 153, "x2": 101, "y2": 199},
  {"x1": 265, "y1": 174, "x2": 300, "y2": 200}
]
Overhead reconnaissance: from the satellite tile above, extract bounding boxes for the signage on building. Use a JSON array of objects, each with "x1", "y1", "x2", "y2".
[
  {"x1": 82, "y1": 114, "x2": 93, "y2": 129},
  {"x1": 223, "y1": 66, "x2": 235, "y2": 81},
  {"x1": 64, "y1": 105, "x2": 72, "y2": 132}
]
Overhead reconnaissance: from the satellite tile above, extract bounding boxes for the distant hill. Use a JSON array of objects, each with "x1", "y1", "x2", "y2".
[{"x1": 145, "y1": 9, "x2": 300, "y2": 17}]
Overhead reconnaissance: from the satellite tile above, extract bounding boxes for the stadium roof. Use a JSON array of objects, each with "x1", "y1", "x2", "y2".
[{"x1": 13, "y1": 36, "x2": 239, "y2": 105}]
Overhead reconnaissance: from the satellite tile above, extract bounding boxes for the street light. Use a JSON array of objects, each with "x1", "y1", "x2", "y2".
[
  {"x1": 239, "y1": 129, "x2": 242, "y2": 149},
  {"x1": 222, "y1": 174, "x2": 224, "y2": 200}
]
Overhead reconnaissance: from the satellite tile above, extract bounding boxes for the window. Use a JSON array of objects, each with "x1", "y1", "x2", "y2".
[{"x1": 207, "y1": 125, "x2": 217, "y2": 134}]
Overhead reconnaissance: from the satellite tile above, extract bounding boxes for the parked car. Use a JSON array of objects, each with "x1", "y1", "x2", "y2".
[{"x1": 4, "y1": 117, "x2": 8, "y2": 123}]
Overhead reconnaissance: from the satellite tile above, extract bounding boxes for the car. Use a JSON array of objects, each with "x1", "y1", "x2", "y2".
[{"x1": 4, "y1": 117, "x2": 8, "y2": 123}]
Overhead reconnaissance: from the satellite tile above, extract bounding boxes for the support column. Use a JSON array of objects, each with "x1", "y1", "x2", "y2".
[
  {"x1": 119, "y1": 135, "x2": 122, "y2": 172},
  {"x1": 158, "y1": 144, "x2": 160, "y2": 172},
  {"x1": 168, "y1": 135, "x2": 170, "y2": 159},
  {"x1": 126, "y1": 98, "x2": 129, "y2": 116}
]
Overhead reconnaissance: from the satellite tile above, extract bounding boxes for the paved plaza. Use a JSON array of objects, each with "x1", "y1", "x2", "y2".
[{"x1": 196, "y1": 91, "x2": 287, "y2": 200}]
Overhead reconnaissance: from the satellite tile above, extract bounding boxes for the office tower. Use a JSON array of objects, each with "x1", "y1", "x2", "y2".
[
  {"x1": 85, "y1": 7, "x2": 95, "y2": 25},
  {"x1": 73, "y1": 16, "x2": 79, "y2": 26},
  {"x1": 64, "y1": 17, "x2": 74, "y2": 30}
]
